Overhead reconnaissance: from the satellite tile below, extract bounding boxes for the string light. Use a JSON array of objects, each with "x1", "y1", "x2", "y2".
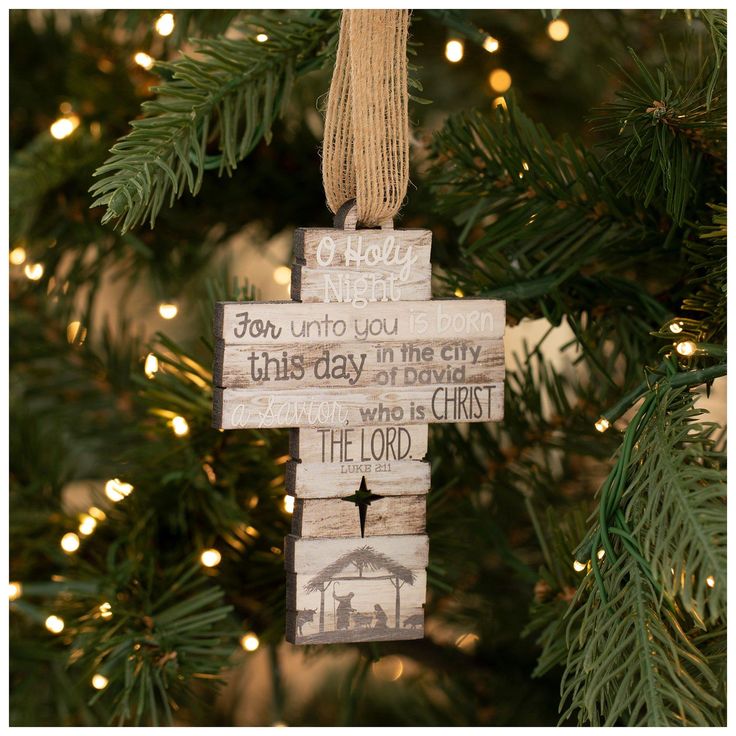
[
  {"x1": 78, "y1": 514, "x2": 97, "y2": 537},
  {"x1": 573, "y1": 560, "x2": 587, "y2": 572},
  {"x1": 706, "y1": 575, "x2": 715, "y2": 588},
  {"x1": 105, "y1": 478, "x2": 134, "y2": 502},
  {"x1": 272, "y1": 722, "x2": 287, "y2": 728},
  {"x1": 240, "y1": 632, "x2": 260, "y2": 651},
  {"x1": 45, "y1": 615, "x2": 65, "y2": 634},
  {"x1": 158, "y1": 302, "x2": 178, "y2": 320},
  {"x1": 154, "y1": 12, "x2": 175, "y2": 37},
  {"x1": 144, "y1": 353, "x2": 159, "y2": 378},
  {"x1": 483, "y1": 35, "x2": 500, "y2": 53},
  {"x1": 59, "y1": 101, "x2": 73, "y2": 114},
  {"x1": 283, "y1": 495, "x2": 295, "y2": 514},
  {"x1": 171, "y1": 416, "x2": 190, "y2": 436},
  {"x1": 9, "y1": 582, "x2": 22, "y2": 601},
  {"x1": 99, "y1": 601, "x2": 113, "y2": 619},
  {"x1": 88, "y1": 506, "x2": 107, "y2": 521},
  {"x1": 669, "y1": 321, "x2": 684, "y2": 334},
  {"x1": 91, "y1": 673, "x2": 109, "y2": 690},
  {"x1": 594, "y1": 417, "x2": 610, "y2": 433},
  {"x1": 9, "y1": 246, "x2": 26, "y2": 265},
  {"x1": 24, "y1": 263, "x2": 44, "y2": 281},
  {"x1": 200, "y1": 548, "x2": 222, "y2": 568},
  {"x1": 489, "y1": 69, "x2": 512, "y2": 93},
  {"x1": 547, "y1": 19, "x2": 570, "y2": 42},
  {"x1": 50, "y1": 115, "x2": 80, "y2": 140},
  {"x1": 371, "y1": 655, "x2": 404, "y2": 681},
  {"x1": 455, "y1": 632, "x2": 479, "y2": 652},
  {"x1": 492, "y1": 96, "x2": 507, "y2": 110},
  {"x1": 66, "y1": 320, "x2": 87, "y2": 345},
  {"x1": 256, "y1": 33, "x2": 269, "y2": 43},
  {"x1": 444, "y1": 39, "x2": 464, "y2": 63},
  {"x1": 134, "y1": 52, "x2": 155, "y2": 70},
  {"x1": 597, "y1": 549, "x2": 605, "y2": 560},
  {"x1": 61, "y1": 532, "x2": 81, "y2": 553},
  {"x1": 454, "y1": 288, "x2": 464, "y2": 298},
  {"x1": 676, "y1": 340, "x2": 697, "y2": 356},
  {"x1": 273, "y1": 266, "x2": 291, "y2": 286}
]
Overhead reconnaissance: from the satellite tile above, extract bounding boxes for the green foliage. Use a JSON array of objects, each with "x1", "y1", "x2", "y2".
[{"x1": 89, "y1": 11, "x2": 339, "y2": 232}]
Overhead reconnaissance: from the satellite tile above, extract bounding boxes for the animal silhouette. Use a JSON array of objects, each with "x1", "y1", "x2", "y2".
[
  {"x1": 296, "y1": 608, "x2": 317, "y2": 636},
  {"x1": 352, "y1": 612, "x2": 373, "y2": 629},
  {"x1": 403, "y1": 613, "x2": 423, "y2": 629}
]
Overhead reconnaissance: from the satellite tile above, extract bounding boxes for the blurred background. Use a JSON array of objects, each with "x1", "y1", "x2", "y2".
[{"x1": 9, "y1": 8, "x2": 726, "y2": 727}]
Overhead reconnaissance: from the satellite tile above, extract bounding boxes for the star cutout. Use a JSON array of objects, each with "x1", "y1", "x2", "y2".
[{"x1": 341, "y1": 476, "x2": 384, "y2": 538}]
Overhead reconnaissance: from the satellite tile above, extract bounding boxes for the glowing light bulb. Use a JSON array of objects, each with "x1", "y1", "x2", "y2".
[
  {"x1": 669, "y1": 322, "x2": 683, "y2": 334},
  {"x1": 88, "y1": 506, "x2": 106, "y2": 521},
  {"x1": 573, "y1": 560, "x2": 587, "y2": 572},
  {"x1": 200, "y1": 548, "x2": 222, "y2": 568},
  {"x1": 78, "y1": 514, "x2": 97, "y2": 537},
  {"x1": 66, "y1": 320, "x2": 87, "y2": 345},
  {"x1": 144, "y1": 353, "x2": 159, "y2": 378},
  {"x1": 99, "y1": 601, "x2": 113, "y2": 619},
  {"x1": 454, "y1": 288, "x2": 464, "y2": 298},
  {"x1": 283, "y1": 495, "x2": 295, "y2": 514},
  {"x1": 489, "y1": 69, "x2": 512, "y2": 93},
  {"x1": 547, "y1": 19, "x2": 570, "y2": 42},
  {"x1": 597, "y1": 549, "x2": 605, "y2": 560},
  {"x1": 371, "y1": 655, "x2": 404, "y2": 681},
  {"x1": 61, "y1": 532, "x2": 80, "y2": 553},
  {"x1": 59, "y1": 101, "x2": 73, "y2": 114},
  {"x1": 483, "y1": 35, "x2": 500, "y2": 53},
  {"x1": 9, "y1": 246, "x2": 26, "y2": 265},
  {"x1": 45, "y1": 615, "x2": 65, "y2": 634},
  {"x1": 455, "y1": 632, "x2": 479, "y2": 652},
  {"x1": 105, "y1": 478, "x2": 134, "y2": 502},
  {"x1": 9, "y1": 582, "x2": 22, "y2": 601},
  {"x1": 273, "y1": 266, "x2": 291, "y2": 286},
  {"x1": 676, "y1": 340, "x2": 697, "y2": 356},
  {"x1": 492, "y1": 96, "x2": 508, "y2": 110},
  {"x1": 171, "y1": 416, "x2": 189, "y2": 436},
  {"x1": 241, "y1": 632, "x2": 260, "y2": 651},
  {"x1": 91, "y1": 673, "x2": 109, "y2": 690},
  {"x1": 158, "y1": 302, "x2": 178, "y2": 320},
  {"x1": 445, "y1": 39, "x2": 464, "y2": 63},
  {"x1": 706, "y1": 575, "x2": 715, "y2": 588},
  {"x1": 594, "y1": 417, "x2": 610, "y2": 433},
  {"x1": 134, "y1": 52, "x2": 155, "y2": 70},
  {"x1": 24, "y1": 263, "x2": 44, "y2": 281},
  {"x1": 256, "y1": 33, "x2": 268, "y2": 43},
  {"x1": 154, "y1": 12, "x2": 175, "y2": 37},
  {"x1": 50, "y1": 115, "x2": 80, "y2": 140}
]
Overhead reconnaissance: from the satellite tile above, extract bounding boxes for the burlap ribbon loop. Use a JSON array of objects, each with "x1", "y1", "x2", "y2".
[{"x1": 322, "y1": 10, "x2": 410, "y2": 227}]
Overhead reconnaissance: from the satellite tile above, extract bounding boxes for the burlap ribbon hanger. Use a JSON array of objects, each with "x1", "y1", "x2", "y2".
[{"x1": 322, "y1": 9, "x2": 410, "y2": 227}]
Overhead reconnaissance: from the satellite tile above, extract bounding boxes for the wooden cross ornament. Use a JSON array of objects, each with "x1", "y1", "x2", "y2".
[{"x1": 213, "y1": 201, "x2": 505, "y2": 644}]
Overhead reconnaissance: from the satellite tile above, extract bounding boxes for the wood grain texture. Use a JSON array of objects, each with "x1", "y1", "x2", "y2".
[
  {"x1": 292, "y1": 495, "x2": 426, "y2": 538},
  {"x1": 215, "y1": 299, "x2": 506, "y2": 344},
  {"x1": 213, "y1": 383, "x2": 504, "y2": 429},
  {"x1": 214, "y1": 338, "x2": 504, "y2": 389},
  {"x1": 290, "y1": 425, "x2": 429, "y2": 463},
  {"x1": 285, "y1": 533, "x2": 429, "y2": 573}
]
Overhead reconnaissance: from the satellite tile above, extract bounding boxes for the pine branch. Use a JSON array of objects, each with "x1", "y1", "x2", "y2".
[{"x1": 89, "y1": 11, "x2": 339, "y2": 233}]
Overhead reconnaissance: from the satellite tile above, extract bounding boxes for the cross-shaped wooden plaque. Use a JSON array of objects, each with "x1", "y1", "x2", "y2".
[{"x1": 213, "y1": 201, "x2": 505, "y2": 644}]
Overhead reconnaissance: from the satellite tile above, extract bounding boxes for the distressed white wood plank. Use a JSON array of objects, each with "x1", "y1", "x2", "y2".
[
  {"x1": 285, "y1": 460, "x2": 430, "y2": 498},
  {"x1": 214, "y1": 338, "x2": 504, "y2": 389},
  {"x1": 285, "y1": 533, "x2": 429, "y2": 573},
  {"x1": 294, "y1": 227, "x2": 432, "y2": 269},
  {"x1": 290, "y1": 426, "x2": 428, "y2": 463},
  {"x1": 215, "y1": 299, "x2": 505, "y2": 344},
  {"x1": 292, "y1": 495, "x2": 426, "y2": 538},
  {"x1": 213, "y1": 382, "x2": 504, "y2": 429}
]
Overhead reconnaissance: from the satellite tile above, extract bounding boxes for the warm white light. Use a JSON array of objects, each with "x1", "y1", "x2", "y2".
[
  {"x1": 88, "y1": 506, "x2": 107, "y2": 521},
  {"x1": 445, "y1": 39, "x2": 464, "y2": 63},
  {"x1": 144, "y1": 353, "x2": 159, "y2": 378},
  {"x1": 454, "y1": 288, "x2": 464, "y2": 298},
  {"x1": 158, "y1": 302, "x2": 178, "y2": 320},
  {"x1": 66, "y1": 321, "x2": 87, "y2": 345},
  {"x1": 134, "y1": 52, "x2": 155, "y2": 70},
  {"x1": 78, "y1": 514, "x2": 97, "y2": 536},
  {"x1": 595, "y1": 417, "x2": 610, "y2": 433},
  {"x1": 24, "y1": 263, "x2": 44, "y2": 281},
  {"x1": 256, "y1": 33, "x2": 268, "y2": 43},
  {"x1": 9, "y1": 246, "x2": 26, "y2": 265},
  {"x1": 676, "y1": 340, "x2": 697, "y2": 357},
  {"x1": 200, "y1": 548, "x2": 222, "y2": 568},
  {"x1": 706, "y1": 575, "x2": 715, "y2": 588},
  {"x1": 241, "y1": 632, "x2": 260, "y2": 652},
  {"x1": 669, "y1": 322, "x2": 683, "y2": 334},
  {"x1": 483, "y1": 35, "x2": 500, "y2": 53},
  {"x1": 171, "y1": 416, "x2": 189, "y2": 436},
  {"x1": 489, "y1": 69, "x2": 512, "y2": 93},
  {"x1": 547, "y1": 19, "x2": 570, "y2": 42},
  {"x1": 154, "y1": 12, "x2": 175, "y2": 37},
  {"x1": 492, "y1": 96, "x2": 507, "y2": 110},
  {"x1": 45, "y1": 615, "x2": 65, "y2": 634},
  {"x1": 50, "y1": 115, "x2": 80, "y2": 140},
  {"x1": 371, "y1": 655, "x2": 404, "y2": 681},
  {"x1": 105, "y1": 478, "x2": 134, "y2": 502},
  {"x1": 9, "y1": 582, "x2": 22, "y2": 601},
  {"x1": 283, "y1": 495, "x2": 295, "y2": 514},
  {"x1": 99, "y1": 601, "x2": 113, "y2": 619},
  {"x1": 273, "y1": 266, "x2": 291, "y2": 286},
  {"x1": 455, "y1": 632, "x2": 479, "y2": 652},
  {"x1": 61, "y1": 532, "x2": 80, "y2": 553},
  {"x1": 91, "y1": 673, "x2": 109, "y2": 690},
  {"x1": 597, "y1": 549, "x2": 605, "y2": 560},
  {"x1": 573, "y1": 560, "x2": 587, "y2": 572}
]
